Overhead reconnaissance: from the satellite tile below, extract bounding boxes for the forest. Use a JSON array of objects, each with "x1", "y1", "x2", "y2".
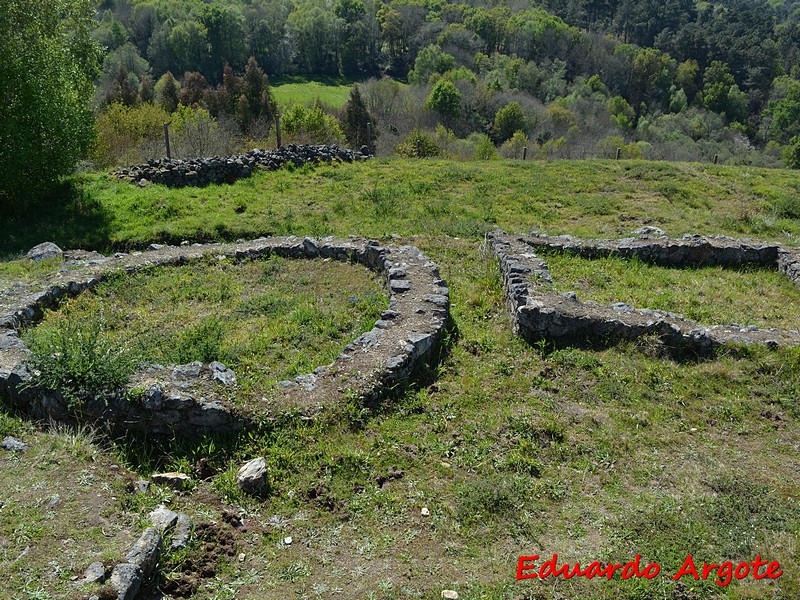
[
  {"x1": 87, "y1": 0, "x2": 800, "y2": 166},
  {"x1": 8, "y1": 0, "x2": 800, "y2": 206}
]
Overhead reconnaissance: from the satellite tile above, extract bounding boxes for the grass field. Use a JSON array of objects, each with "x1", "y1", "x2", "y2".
[
  {"x1": 542, "y1": 250, "x2": 800, "y2": 328},
  {"x1": 271, "y1": 77, "x2": 353, "y2": 110},
  {"x1": 2, "y1": 157, "x2": 800, "y2": 599},
  {"x1": 4, "y1": 159, "x2": 800, "y2": 258},
  {"x1": 22, "y1": 256, "x2": 387, "y2": 400}
]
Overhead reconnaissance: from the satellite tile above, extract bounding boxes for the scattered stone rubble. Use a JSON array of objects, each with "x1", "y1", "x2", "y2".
[
  {"x1": 0, "y1": 435, "x2": 27, "y2": 452},
  {"x1": 114, "y1": 144, "x2": 372, "y2": 188},
  {"x1": 84, "y1": 505, "x2": 193, "y2": 600},
  {"x1": 0, "y1": 236, "x2": 449, "y2": 434},
  {"x1": 489, "y1": 230, "x2": 800, "y2": 357}
]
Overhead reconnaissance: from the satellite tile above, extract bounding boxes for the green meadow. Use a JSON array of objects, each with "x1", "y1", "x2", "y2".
[
  {"x1": 2, "y1": 157, "x2": 800, "y2": 599},
  {"x1": 271, "y1": 77, "x2": 354, "y2": 109}
]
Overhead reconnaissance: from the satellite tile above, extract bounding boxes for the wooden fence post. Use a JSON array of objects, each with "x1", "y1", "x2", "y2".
[{"x1": 164, "y1": 122, "x2": 171, "y2": 160}]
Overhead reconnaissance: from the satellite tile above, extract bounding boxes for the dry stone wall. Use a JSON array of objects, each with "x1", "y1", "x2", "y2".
[
  {"x1": 488, "y1": 230, "x2": 800, "y2": 357},
  {"x1": 114, "y1": 144, "x2": 371, "y2": 188},
  {"x1": 0, "y1": 236, "x2": 448, "y2": 436}
]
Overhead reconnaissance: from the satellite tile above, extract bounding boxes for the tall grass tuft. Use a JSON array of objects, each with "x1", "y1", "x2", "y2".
[{"x1": 24, "y1": 318, "x2": 138, "y2": 411}]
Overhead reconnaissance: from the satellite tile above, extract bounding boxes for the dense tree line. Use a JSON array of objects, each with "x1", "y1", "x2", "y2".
[
  {"x1": 23, "y1": 0, "x2": 800, "y2": 206},
  {"x1": 88, "y1": 0, "x2": 800, "y2": 165},
  {"x1": 55, "y1": 1, "x2": 799, "y2": 169}
]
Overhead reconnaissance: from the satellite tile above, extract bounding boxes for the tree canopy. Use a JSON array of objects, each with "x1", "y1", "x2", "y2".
[
  {"x1": 83, "y1": 0, "x2": 800, "y2": 168},
  {"x1": 1, "y1": 0, "x2": 100, "y2": 207}
]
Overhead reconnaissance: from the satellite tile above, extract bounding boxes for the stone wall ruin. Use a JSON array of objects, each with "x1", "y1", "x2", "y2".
[
  {"x1": 0, "y1": 237, "x2": 449, "y2": 436},
  {"x1": 488, "y1": 230, "x2": 800, "y2": 357},
  {"x1": 114, "y1": 144, "x2": 371, "y2": 188}
]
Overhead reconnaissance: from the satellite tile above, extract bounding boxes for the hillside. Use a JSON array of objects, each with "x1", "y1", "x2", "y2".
[
  {"x1": 86, "y1": 0, "x2": 800, "y2": 167},
  {"x1": 4, "y1": 158, "x2": 800, "y2": 256},
  {"x1": 1, "y1": 158, "x2": 800, "y2": 598}
]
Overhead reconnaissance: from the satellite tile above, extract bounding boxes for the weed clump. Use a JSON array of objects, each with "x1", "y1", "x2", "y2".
[
  {"x1": 23, "y1": 318, "x2": 138, "y2": 412},
  {"x1": 455, "y1": 474, "x2": 526, "y2": 524}
]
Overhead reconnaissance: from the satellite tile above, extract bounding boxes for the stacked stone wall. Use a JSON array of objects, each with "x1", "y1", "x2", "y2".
[
  {"x1": 0, "y1": 237, "x2": 448, "y2": 436},
  {"x1": 489, "y1": 231, "x2": 800, "y2": 357},
  {"x1": 114, "y1": 144, "x2": 371, "y2": 188}
]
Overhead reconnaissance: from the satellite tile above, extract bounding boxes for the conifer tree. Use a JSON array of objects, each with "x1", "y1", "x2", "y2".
[
  {"x1": 154, "y1": 72, "x2": 180, "y2": 113},
  {"x1": 341, "y1": 85, "x2": 377, "y2": 150}
]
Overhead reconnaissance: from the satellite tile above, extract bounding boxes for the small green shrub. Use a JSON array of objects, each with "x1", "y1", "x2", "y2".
[
  {"x1": 499, "y1": 130, "x2": 529, "y2": 159},
  {"x1": 174, "y1": 317, "x2": 226, "y2": 364},
  {"x1": 494, "y1": 102, "x2": 526, "y2": 142},
  {"x1": 424, "y1": 79, "x2": 462, "y2": 118},
  {"x1": 92, "y1": 102, "x2": 170, "y2": 167},
  {"x1": 771, "y1": 192, "x2": 800, "y2": 219},
  {"x1": 782, "y1": 135, "x2": 800, "y2": 169},
  {"x1": 23, "y1": 318, "x2": 138, "y2": 412},
  {"x1": 455, "y1": 474, "x2": 525, "y2": 524},
  {"x1": 281, "y1": 103, "x2": 345, "y2": 145},
  {"x1": 395, "y1": 129, "x2": 440, "y2": 158},
  {"x1": 472, "y1": 133, "x2": 499, "y2": 160}
]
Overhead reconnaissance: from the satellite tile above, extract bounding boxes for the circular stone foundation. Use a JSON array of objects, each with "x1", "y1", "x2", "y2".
[{"x1": 0, "y1": 236, "x2": 450, "y2": 435}]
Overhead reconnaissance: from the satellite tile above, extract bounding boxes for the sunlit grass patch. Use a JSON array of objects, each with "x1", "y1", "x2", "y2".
[
  {"x1": 272, "y1": 79, "x2": 352, "y2": 109},
  {"x1": 9, "y1": 159, "x2": 800, "y2": 257},
  {"x1": 0, "y1": 256, "x2": 65, "y2": 286},
  {"x1": 22, "y1": 256, "x2": 387, "y2": 397},
  {"x1": 541, "y1": 250, "x2": 800, "y2": 329}
]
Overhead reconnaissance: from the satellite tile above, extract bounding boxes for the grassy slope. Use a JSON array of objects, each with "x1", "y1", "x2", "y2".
[
  {"x1": 271, "y1": 79, "x2": 353, "y2": 109},
  {"x1": 2, "y1": 158, "x2": 800, "y2": 599},
  {"x1": 4, "y1": 159, "x2": 800, "y2": 257}
]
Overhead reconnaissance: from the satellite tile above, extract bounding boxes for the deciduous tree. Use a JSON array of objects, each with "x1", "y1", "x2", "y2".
[
  {"x1": 494, "y1": 101, "x2": 526, "y2": 141},
  {"x1": 0, "y1": 0, "x2": 101, "y2": 206},
  {"x1": 425, "y1": 79, "x2": 462, "y2": 119}
]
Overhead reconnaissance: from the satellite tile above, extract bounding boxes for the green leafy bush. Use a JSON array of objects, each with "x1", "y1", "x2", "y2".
[
  {"x1": 395, "y1": 128, "x2": 440, "y2": 158},
  {"x1": 281, "y1": 103, "x2": 344, "y2": 145},
  {"x1": 782, "y1": 136, "x2": 800, "y2": 170},
  {"x1": 24, "y1": 319, "x2": 138, "y2": 412},
  {"x1": 92, "y1": 102, "x2": 170, "y2": 167},
  {"x1": 500, "y1": 130, "x2": 529, "y2": 159},
  {"x1": 472, "y1": 133, "x2": 499, "y2": 160}
]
